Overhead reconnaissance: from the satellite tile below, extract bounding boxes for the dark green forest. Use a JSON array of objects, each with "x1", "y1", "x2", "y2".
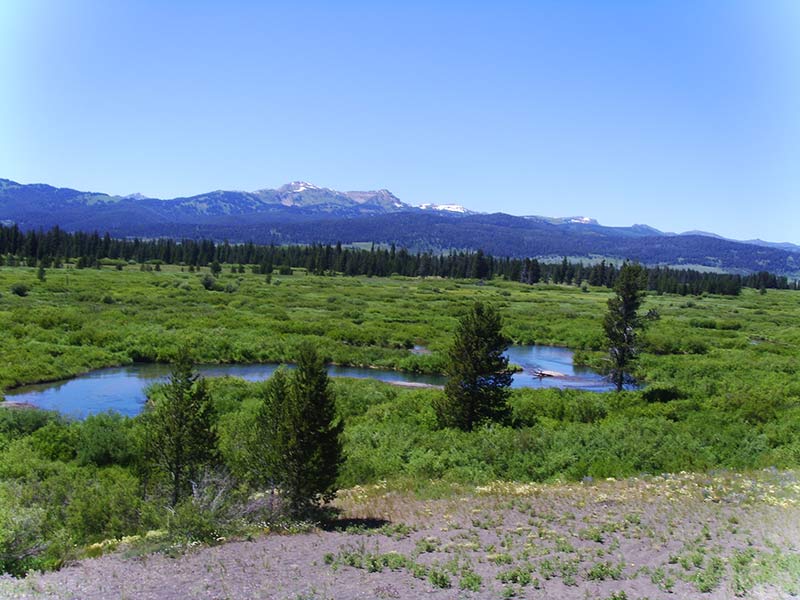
[{"x1": 0, "y1": 224, "x2": 793, "y2": 295}]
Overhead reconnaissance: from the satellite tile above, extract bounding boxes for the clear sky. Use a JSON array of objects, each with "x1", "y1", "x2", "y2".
[{"x1": 1, "y1": 1, "x2": 799, "y2": 242}]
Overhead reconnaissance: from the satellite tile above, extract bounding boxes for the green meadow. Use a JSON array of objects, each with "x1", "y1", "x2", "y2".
[{"x1": 1, "y1": 264, "x2": 799, "y2": 574}]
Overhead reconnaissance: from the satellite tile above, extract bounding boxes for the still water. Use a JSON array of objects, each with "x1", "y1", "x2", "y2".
[{"x1": 4, "y1": 345, "x2": 614, "y2": 418}]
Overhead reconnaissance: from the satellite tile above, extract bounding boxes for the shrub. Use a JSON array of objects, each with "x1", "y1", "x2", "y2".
[
  {"x1": 10, "y1": 283, "x2": 29, "y2": 297},
  {"x1": 459, "y1": 569, "x2": 482, "y2": 591},
  {"x1": 66, "y1": 467, "x2": 150, "y2": 543},
  {"x1": 0, "y1": 482, "x2": 47, "y2": 576},
  {"x1": 30, "y1": 421, "x2": 78, "y2": 462},
  {"x1": 642, "y1": 385, "x2": 685, "y2": 403},
  {"x1": 685, "y1": 339, "x2": 709, "y2": 354},
  {"x1": 689, "y1": 318, "x2": 717, "y2": 329},
  {"x1": 643, "y1": 333, "x2": 681, "y2": 355},
  {"x1": 0, "y1": 410, "x2": 61, "y2": 441},
  {"x1": 168, "y1": 499, "x2": 219, "y2": 543},
  {"x1": 76, "y1": 413, "x2": 135, "y2": 467},
  {"x1": 511, "y1": 389, "x2": 607, "y2": 425},
  {"x1": 200, "y1": 274, "x2": 220, "y2": 291},
  {"x1": 428, "y1": 567, "x2": 452, "y2": 589}
]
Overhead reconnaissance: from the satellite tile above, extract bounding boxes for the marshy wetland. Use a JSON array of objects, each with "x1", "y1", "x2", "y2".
[{"x1": 1, "y1": 264, "x2": 799, "y2": 597}]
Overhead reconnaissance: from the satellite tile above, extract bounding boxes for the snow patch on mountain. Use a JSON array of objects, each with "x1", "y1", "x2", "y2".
[
  {"x1": 523, "y1": 215, "x2": 599, "y2": 226},
  {"x1": 283, "y1": 181, "x2": 321, "y2": 193},
  {"x1": 418, "y1": 203, "x2": 471, "y2": 214}
]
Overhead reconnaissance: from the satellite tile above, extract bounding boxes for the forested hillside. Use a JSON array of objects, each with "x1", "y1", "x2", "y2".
[{"x1": 3, "y1": 178, "x2": 798, "y2": 275}]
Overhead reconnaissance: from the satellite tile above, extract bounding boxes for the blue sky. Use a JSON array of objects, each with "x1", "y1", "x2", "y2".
[{"x1": 1, "y1": 1, "x2": 798, "y2": 242}]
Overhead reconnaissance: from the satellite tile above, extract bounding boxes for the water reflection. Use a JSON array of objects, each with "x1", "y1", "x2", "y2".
[{"x1": 4, "y1": 345, "x2": 615, "y2": 418}]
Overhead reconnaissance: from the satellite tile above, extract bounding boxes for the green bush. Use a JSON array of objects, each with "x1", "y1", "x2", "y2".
[
  {"x1": 9, "y1": 283, "x2": 29, "y2": 297},
  {"x1": 66, "y1": 467, "x2": 151, "y2": 543},
  {"x1": 641, "y1": 385, "x2": 685, "y2": 403},
  {"x1": 0, "y1": 409, "x2": 62, "y2": 442},
  {"x1": 168, "y1": 499, "x2": 219, "y2": 543},
  {"x1": 511, "y1": 389, "x2": 608, "y2": 426},
  {"x1": 200, "y1": 273, "x2": 218, "y2": 290},
  {"x1": 0, "y1": 482, "x2": 48, "y2": 576},
  {"x1": 30, "y1": 421, "x2": 78, "y2": 462},
  {"x1": 76, "y1": 413, "x2": 136, "y2": 467},
  {"x1": 689, "y1": 318, "x2": 717, "y2": 329}
]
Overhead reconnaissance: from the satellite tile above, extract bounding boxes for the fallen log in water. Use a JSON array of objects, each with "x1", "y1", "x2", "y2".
[{"x1": 532, "y1": 369, "x2": 567, "y2": 378}]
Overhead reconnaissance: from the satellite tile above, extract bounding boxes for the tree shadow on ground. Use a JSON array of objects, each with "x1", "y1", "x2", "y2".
[{"x1": 318, "y1": 510, "x2": 391, "y2": 532}]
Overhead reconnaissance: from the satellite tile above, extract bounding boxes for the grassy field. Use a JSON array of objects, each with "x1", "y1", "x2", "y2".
[
  {"x1": 1, "y1": 263, "x2": 798, "y2": 391},
  {"x1": 1, "y1": 264, "x2": 799, "y2": 585},
  {"x1": 2, "y1": 264, "x2": 800, "y2": 479}
]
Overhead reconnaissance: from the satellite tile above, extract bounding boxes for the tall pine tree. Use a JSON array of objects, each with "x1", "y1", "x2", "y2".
[
  {"x1": 144, "y1": 350, "x2": 217, "y2": 506},
  {"x1": 603, "y1": 262, "x2": 647, "y2": 391},
  {"x1": 258, "y1": 345, "x2": 343, "y2": 516},
  {"x1": 435, "y1": 302, "x2": 512, "y2": 431}
]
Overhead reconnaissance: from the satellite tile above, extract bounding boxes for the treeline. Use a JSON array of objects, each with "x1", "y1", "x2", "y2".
[{"x1": 0, "y1": 224, "x2": 796, "y2": 295}]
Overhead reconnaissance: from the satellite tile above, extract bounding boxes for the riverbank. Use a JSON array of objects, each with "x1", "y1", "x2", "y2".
[{"x1": 0, "y1": 400, "x2": 38, "y2": 410}]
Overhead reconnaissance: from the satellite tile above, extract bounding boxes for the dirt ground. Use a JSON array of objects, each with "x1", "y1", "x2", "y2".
[{"x1": 2, "y1": 470, "x2": 799, "y2": 600}]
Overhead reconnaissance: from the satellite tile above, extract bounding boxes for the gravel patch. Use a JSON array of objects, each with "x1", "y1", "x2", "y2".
[{"x1": 2, "y1": 470, "x2": 799, "y2": 600}]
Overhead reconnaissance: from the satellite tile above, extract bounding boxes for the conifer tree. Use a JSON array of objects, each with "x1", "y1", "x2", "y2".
[
  {"x1": 603, "y1": 262, "x2": 647, "y2": 391},
  {"x1": 145, "y1": 350, "x2": 217, "y2": 506},
  {"x1": 435, "y1": 302, "x2": 512, "y2": 431},
  {"x1": 242, "y1": 368, "x2": 290, "y2": 489},
  {"x1": 257, "y1": 345, "x2": 343, "y2": 516}
]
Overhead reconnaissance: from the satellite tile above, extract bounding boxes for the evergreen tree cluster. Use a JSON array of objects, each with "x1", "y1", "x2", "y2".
[
  {"x1": 264, "y1": 346, "x2": 343, "y2": 515},
  {"x1": 0, "y1": 223, "x2": 794, "y2": 295},
  {"x1": 145, "y1": 346, "x2": 341, "y2": 516}
]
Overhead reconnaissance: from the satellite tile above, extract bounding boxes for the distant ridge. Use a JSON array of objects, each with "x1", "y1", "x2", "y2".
[
  {"x1": 679, "y1": 229, "x2": 800, "y2": 253},
  {"x1": 0, "y1": 177, "x2": 797, "y2": 276}
]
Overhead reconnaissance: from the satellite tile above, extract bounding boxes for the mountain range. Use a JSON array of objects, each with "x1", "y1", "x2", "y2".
[{"x1": 1, "y1": 178, "x2": 797, "y2": 276}]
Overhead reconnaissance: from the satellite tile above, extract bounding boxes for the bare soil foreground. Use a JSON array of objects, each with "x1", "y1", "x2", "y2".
[{"x1": 2, "y1": 470, "x2": 799, "y2": 600}]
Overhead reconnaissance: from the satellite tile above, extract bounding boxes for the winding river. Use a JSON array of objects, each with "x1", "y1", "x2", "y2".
[{"x1": 3, "y1": 345, "x2": 613, "y2": 418}]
